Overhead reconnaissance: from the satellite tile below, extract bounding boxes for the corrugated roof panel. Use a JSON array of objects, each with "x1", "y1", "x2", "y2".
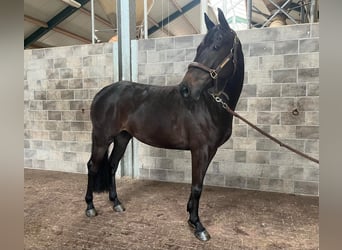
[
  {"x1": 57, "y1": 9, "x2": 114, "y2": 43},
  {"x1": 83, "y1": 1, "x2": 111, "y2": 23},
  {"x1": 24, "y1": 22, "x2": 39, "y2": 39},
  {"x1": 163, "y1": 7, "x2": 200, "y2": 36},
  {"x1": 148, "y1": 0, "x2": 179, "y2": 23}
]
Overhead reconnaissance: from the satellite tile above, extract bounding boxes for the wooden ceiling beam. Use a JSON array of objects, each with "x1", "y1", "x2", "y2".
[
  {"x1": 28, "y1": 41, "x2": 53, "y2": 49},
  {"x1": 24, "y1": 15, "x2": 48, "y2": 28}
]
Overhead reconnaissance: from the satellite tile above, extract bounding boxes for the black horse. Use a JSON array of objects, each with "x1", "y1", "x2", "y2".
[{"x1": 85, "y1": 9, "x2": 244, "y2": 241}]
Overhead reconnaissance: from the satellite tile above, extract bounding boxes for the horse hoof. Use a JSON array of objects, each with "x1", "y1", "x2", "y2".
[
  {"x1": 195, "y1": 229, "x2": 211, "y2": 241},
  {"x1": 85, "y1": 208, "x2": 97, "y2": 217},
  {"x1": 188, "y1": 220, "x2": 211, "y2": 241},
  {"x1": 113, "y1": 204, "x2": 125, "y2": 212}
]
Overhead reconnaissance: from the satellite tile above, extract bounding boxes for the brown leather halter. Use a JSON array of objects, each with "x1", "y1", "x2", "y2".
[{"x1": 187, "y1": 32, "x2": 240, "y2": 99}]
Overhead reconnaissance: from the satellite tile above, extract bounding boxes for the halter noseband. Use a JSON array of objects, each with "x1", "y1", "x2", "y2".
[{"x1": 187, "y1": 32, "x2": 239, "y2": 98}]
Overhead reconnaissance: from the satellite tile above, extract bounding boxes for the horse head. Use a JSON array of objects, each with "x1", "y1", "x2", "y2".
[{"x1": 181, "y1": 8, "x2": 243, "y2": 102}]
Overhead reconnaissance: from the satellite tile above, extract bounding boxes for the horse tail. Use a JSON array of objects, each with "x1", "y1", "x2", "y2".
[{"x1": 93, "y1": 150, "x2": 112, "y2": 193}]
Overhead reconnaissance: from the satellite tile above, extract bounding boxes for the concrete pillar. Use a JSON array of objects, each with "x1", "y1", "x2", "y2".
[
  {"x1": 117, "y1": 0, "x2": 136, "y2": 81},
  {"x1": 116, "y1": 0, "x2": 137, "y2": 178}
]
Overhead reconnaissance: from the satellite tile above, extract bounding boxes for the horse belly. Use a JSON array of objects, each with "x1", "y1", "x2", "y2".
[{"x1": 125, "y1": 109, "x2": 189, "y2": 150}]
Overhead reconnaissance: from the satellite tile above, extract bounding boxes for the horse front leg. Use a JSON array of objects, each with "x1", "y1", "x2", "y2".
[{"x1": 187, "y1": 146, "x2": 217, "y2": 241}]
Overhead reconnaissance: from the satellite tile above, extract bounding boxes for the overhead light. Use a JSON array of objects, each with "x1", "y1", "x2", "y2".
[{"x1": 61, "y1": 0, "x2": 81, "y2": 8}]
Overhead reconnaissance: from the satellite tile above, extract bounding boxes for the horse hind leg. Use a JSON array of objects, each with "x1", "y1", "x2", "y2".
[
  {"x1": 85, "y1": 138, "x2": 111, "y2": 217},
  {"x1": 108, "y1": 131, "x2": 132, "y2": 212}
]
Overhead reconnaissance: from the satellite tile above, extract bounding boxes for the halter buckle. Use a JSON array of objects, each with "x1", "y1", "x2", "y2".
[{"x1": 210, "y1": 70, "x2": 218, "y2": 79}]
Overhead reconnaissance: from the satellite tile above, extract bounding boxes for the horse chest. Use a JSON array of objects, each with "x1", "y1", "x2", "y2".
[{"x1": 211, "y1": 114, "x2": 233, "y2": 147}]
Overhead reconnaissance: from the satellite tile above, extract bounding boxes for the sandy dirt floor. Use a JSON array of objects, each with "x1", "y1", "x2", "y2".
[{"x1": 24, "y1": 169, "x2": 318, "y2": 249}]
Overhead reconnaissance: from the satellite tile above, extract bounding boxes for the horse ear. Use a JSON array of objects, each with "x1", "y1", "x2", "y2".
[
  {"x1": 217, "y1": 8, "x2": 230, "y2": 31},
  {"x1": 204, "y1": 13, "x2": 215, "y2": 30}
]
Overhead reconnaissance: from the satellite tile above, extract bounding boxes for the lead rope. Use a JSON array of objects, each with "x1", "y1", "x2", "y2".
[{"x1": 212, "y1": 95, "x2": 319, "y2": 164}]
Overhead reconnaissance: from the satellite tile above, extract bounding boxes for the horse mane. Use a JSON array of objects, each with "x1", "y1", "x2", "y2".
[{"x1": 225, "y1": 41, "x2": 244, "y2": 110}]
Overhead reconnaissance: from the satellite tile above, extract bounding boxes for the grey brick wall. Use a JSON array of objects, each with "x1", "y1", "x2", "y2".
[
  {"x1": 24, "y1": 43, "x2": 114, "y2": 173},
  {"x1": 24, "y1": 24, "x2": 319, "y2": 195},
  {"x1": 137, "y1": 24, "x2": 319, "y2": 195}
]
